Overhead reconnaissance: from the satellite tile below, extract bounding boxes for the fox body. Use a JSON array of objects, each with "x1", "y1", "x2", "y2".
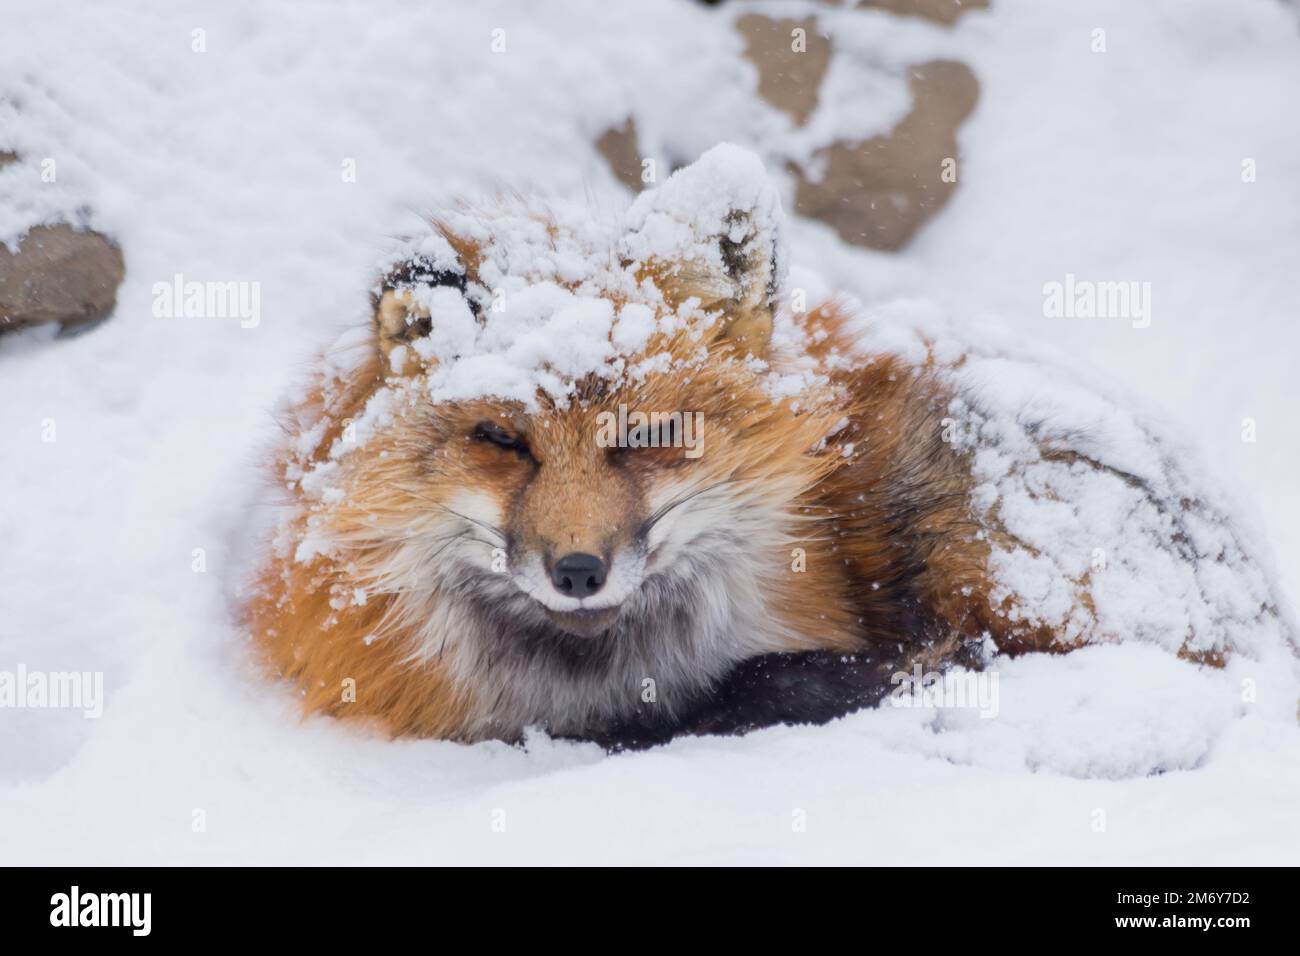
[{"x1": 248, "y1": 147, "x2": 1286, "y2": 748}]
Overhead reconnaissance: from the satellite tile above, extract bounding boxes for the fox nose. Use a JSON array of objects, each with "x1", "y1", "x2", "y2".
[{"x1": 551, "y1": 553, "x2": 607, "y2": 598}]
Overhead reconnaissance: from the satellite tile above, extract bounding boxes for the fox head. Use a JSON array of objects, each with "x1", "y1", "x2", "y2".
[{"x1": 275, "y1": 146, "x2": 860, "y2": 735}]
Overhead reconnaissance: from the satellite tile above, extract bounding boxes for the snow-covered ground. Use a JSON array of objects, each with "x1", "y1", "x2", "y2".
[{"x1": 1, "y1": 0, "x2": 1298, "y2": 864}]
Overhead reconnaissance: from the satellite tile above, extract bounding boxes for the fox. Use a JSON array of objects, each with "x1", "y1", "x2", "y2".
[{"x1": 247, "y1": 145, "x2": 1292, "y2": 749}]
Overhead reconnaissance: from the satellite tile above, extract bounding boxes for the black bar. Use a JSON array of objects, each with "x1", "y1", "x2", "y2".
[{"x1": 0, "y1": 866, "x2": 1283, "y2": 941}]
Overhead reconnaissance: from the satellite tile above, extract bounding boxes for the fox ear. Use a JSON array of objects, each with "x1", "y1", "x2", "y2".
[
  {"x1": 374, "y1": 288, "x2": 431, "y2": 369},
  {"x1": 622, "y1": 144, "x2": 784, "y2": 359},
  {"x1": 371, "y1": 254, "x2": 473, "y2": 371},
  {"x1": 702, "y1": 207, "x2": 781, "y2": 358}
]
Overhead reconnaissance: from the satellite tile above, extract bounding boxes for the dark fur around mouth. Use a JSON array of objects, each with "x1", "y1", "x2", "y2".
[{"x1": 542, "y1": 605, "x2": 622, "y2": 638}]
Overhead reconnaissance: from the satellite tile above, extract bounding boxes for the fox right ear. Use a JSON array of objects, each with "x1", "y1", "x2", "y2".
[
  {"x1": 371, "y1": 255, "x2": 474, "y2": 372},
  {"x1": 621, "y1": 144, "x2": 785, "y2": 360}
]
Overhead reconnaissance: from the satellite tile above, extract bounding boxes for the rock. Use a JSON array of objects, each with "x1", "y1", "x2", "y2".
[
  {"x1": 595, "y1": 117, "x2": 646, "y2": 193},
  {"x1": 0, "y1": 223, "x2": 125, "y2": 335},
  {"x1": 855, "y1": 0, "x2": 989, "y2": 26},
  {"x1": 0, "y1": 151, "x2": 17, "y2": 170},
  {"x1": 793, "y1": 59, "x2": 979, "y2": 250},
  {"x1": 736, "y1": 14, "x2": 832, "y2": 126}
]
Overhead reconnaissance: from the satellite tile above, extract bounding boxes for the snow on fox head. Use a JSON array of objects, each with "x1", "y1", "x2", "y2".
[{"x1": 265, "y1": 146, "x2": 854, "y2": 736}]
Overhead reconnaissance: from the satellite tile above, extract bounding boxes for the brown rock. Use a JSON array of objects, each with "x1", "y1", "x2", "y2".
[
  {"x1": 0, "y1": 224, "x2": 125, "y2": 334},
  {"x1": 794, "y1": 60, "x2": 978, "y2": 251},
  {"x1": 596, "y1": 117, "x2": 646, "y2": 193},
  {"x1": 0, "y1": 150, "x2": 17, "y2": 170},
  {"x1": 855, "y1": 0, "x2": 989, "y2": 26},
  {"x1": 736, "y1": 14, "x2": 832, "y2": 126}
]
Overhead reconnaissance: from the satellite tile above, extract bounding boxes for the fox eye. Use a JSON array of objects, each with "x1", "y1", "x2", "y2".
[{"x1": 473, "y1": 421, "x2": 527, "y2": 453}]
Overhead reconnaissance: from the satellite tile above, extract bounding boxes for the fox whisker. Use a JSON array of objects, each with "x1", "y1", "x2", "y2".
[
  {"x1": 639, "y1": 475, "x2": 746, "y2": 537},
  {"x1": 400, "y1": 490, "x2": 508, "y2": 543}
]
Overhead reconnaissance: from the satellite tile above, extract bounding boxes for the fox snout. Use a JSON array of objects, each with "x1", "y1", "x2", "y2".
[{"x1": 500, "y1": 419, "x2": 649, "y2": 628}]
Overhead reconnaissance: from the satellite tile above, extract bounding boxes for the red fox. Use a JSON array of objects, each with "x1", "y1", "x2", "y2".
[{"x1": 247, "y1": 145, "x2": 1290, "y2": 748}]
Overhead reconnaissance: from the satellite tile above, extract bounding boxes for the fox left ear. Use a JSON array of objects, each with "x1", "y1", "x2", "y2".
[{"x1": 622, "y1": 144, "x2": 784, "y2": 359}]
